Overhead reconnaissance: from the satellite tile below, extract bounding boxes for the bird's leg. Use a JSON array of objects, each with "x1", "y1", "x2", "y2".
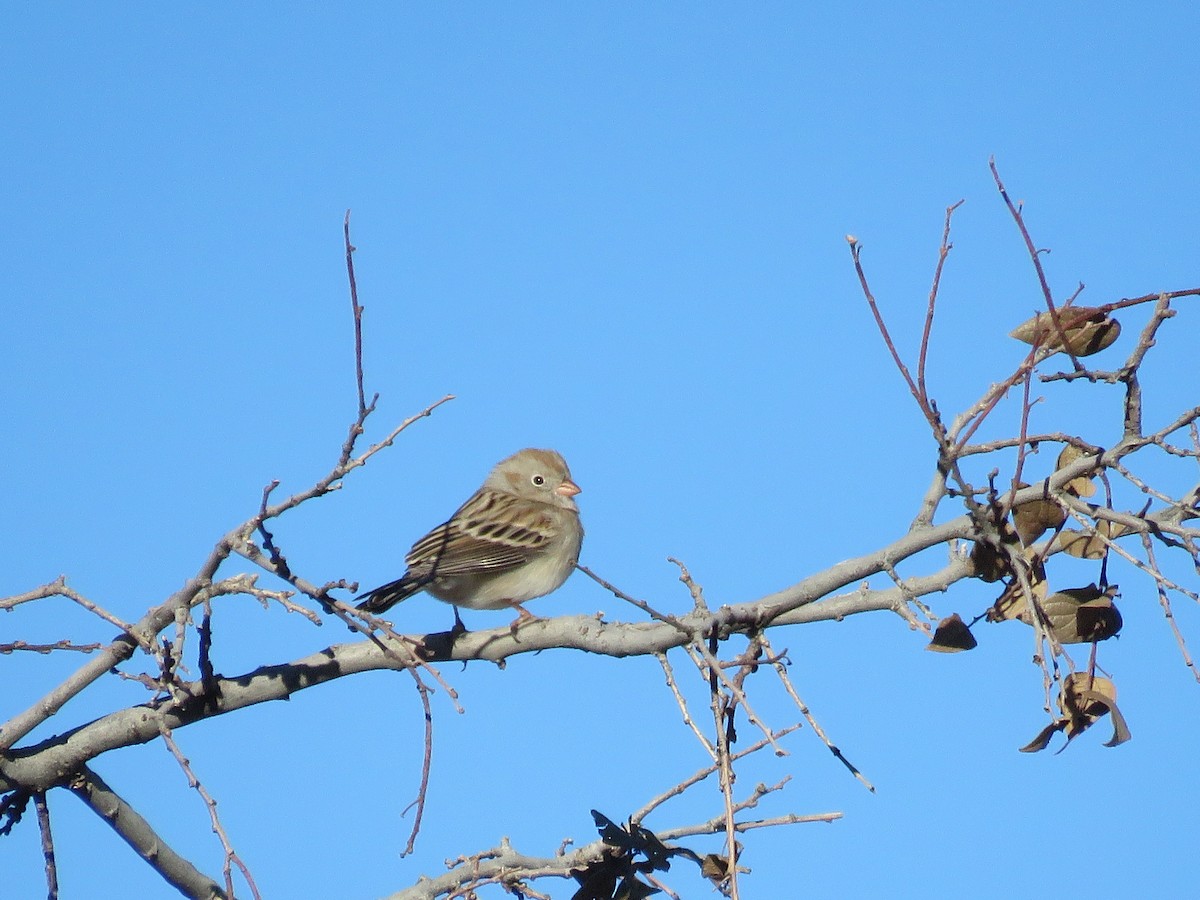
[
  {"x1": 450, "y1": 606, "x2": 467, "y2": 636},
  {"x1": 507, "y1": 602, "x2": 540, "y2": 638}
]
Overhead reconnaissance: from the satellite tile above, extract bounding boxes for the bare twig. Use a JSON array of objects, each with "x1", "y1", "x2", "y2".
[
  {"x1": 34, "y1": 792, "x2": 58, "y2": 900},
  {"x1": 847, "y1": 236, "x2": 939, "y2": 431},
  {"x1": 658, "y1": 808, "x2": 842, "y2": 841},
  {"x1": 879, "y1": 560, "x2": 936, "y2": 636},
  {"x1": 668, "y1": 557, "x2": 709, "y2": 612},
  {"x1": 704, "y1": 631, "x2": 740, "y2": 899},
  {"x1": 631, "y1": 724, "x2": 803, "y2": 824},
  {"x1": 158, "y1": 723, "x2": 260, "y2": 900},
  {"x1": 0, "y1": 577, "x2": 149, "y2": 651},
  {"x1": 399, "y1": 669, "x2": 437, "y2": 857},
  {"x1": 917, "y1": 199, "x2": 965, "y2": 403},
  {"x1": 656, "y1": 652, "x2": 716, "y2": 759},
  {"x1": 684, "y1": 640, "x2": 783, "y2": 755},
  {"x1": 989, "y1": 157, "x2": 1086, "y2": 376},
  {"x1": 0, "y1": 577, "x2": 72, "y2": 610},
  {"x1": 344, "y1": 209, "x2": 369, "y2": 419},
  {"x1": 759, "y1": 635, "x2": 875, "y2": 792},
  {"x1": 577, "y1": 564, "x2": 689, "y2": 631},
  {"x1": 0, "y1": 641, "x2": 103, "y2": 655},
  {"x1": 1141, "y1": 533, "x2": 1200, "y2": 682}
]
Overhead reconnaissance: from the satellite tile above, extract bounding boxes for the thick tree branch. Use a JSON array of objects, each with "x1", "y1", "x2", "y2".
[
  {"x1": 0, "y1": 516, "x2": 976, "y2": 795},
  {"x1": 65, "y1": 765, "x2": 226, "y2": 899},
  {"x1": 5, "y1": 460, "x2": 1196, "y2": 799}
]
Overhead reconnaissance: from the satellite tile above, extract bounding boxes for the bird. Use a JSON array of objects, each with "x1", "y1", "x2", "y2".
[{"x1": 355, "y1": 448, "x2": 583, "y2": 629}]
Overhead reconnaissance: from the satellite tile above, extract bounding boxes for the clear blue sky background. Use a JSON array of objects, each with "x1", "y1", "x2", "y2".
[{"x1": 4, "y1": 4, "x2": 1199, "y2": 898}]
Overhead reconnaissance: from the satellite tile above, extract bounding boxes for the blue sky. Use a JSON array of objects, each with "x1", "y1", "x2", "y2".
[{"x1": 4, "y1": 4, "x2": 1199, "y2": 898}]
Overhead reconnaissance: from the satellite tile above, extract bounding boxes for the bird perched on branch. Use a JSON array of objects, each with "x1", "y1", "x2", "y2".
[{"x1": 356, "y1": 448, "x2": 583, "y2": 629}]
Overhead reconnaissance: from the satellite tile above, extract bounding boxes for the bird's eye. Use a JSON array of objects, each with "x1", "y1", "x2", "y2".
[{"x1": 531, "y1": 474, "x2": 545, "y2": 486}]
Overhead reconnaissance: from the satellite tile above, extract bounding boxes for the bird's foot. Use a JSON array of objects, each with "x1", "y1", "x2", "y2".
[{"x1": 508, "y1": 604, "x2": 540, "y2": 638}]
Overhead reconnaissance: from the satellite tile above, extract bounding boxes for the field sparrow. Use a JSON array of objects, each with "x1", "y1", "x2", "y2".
[{"x1": 356, "y1": 448, "x2": 583, "y2": 626}]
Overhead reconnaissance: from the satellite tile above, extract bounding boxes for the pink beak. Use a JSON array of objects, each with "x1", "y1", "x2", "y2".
[{"x1": 556, "y1": 478, "x2": 581, "y2": 498}]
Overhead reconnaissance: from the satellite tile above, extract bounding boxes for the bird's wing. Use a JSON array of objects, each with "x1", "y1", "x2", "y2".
[{"x1": 405, "y1": 489, "x2": 556, "y2": 577}]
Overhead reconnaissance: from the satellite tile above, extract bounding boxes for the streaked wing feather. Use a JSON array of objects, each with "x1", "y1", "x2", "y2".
[{"x1": 405, "y1": 490, "x2": 554, "y2": 578}]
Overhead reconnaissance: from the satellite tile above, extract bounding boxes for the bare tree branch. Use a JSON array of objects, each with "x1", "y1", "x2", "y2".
[
  {"x1": 383, "y1": 808, "x2": 839, "y2": 900},
  {"x1": 66, "y1": 766, "x2": 226, "y2": 899}
]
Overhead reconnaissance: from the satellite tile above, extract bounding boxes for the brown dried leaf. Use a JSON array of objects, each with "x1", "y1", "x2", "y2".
[
  {"x1": 926, "y1": 614, "x2": 978, "y2": 653},
  {"x1": 1055, "y1": 444, "x2": 1097, "y2": 498},
  {"x1": 1056, "y1": 444, "x2": 1088, "y2": 468},
  {"x1": 1066, "y1": 477, "x2": 1097, "y2": 499},
  {"x1": 1019, "y1": 722, "x2": 1062, "y2": 753},
  {"x1": 1057, "y1": 520, "x2": 1132, "y2": 559},
  {"x1": 1021, "y1": 673, "x2": 1131, "y2": 752},
  {"x1": 1010, "y1": 307, "x2": 1121, "y2": 357},
  {"x1": 1076, "y1": 600, "x2": 1124, "y2": 643},
  {"x1": 700, "y1": 854, "x2": 730, "y2": 881},
  {"x1": 1042, "y1": 584, "x2": 1123, "y2": 644},
  {"x1": 1060, "y1": 673, "x2": 1131, "y2": 747},
  {"x1": 970, "y1": 518, "x2": 1022, "y2": 582},
  {"x1": 1099, "y1": 695, "x2": 1134, "y2": 747},
  {"x1": 970, "y1": 540, "x2": 1011, "y2": 582},
  {"x1": 986, "y1": 558, "x2": 1047, "y2": 624},
  {"x1": 1013, "y1": 488, "x2": 1066, "y2": 545},
  {"x1": 1074, "y1": 482, "x2": 1099, "y2": 502}
]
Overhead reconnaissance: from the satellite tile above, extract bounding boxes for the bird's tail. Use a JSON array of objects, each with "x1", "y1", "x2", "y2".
[{"x1": 355, "y1": 576, "x2": 423, "y2": 614}]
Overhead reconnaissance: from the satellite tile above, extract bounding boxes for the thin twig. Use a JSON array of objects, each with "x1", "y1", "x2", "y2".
[
  {"x1": 577, "y1": 564, "x2": 689, "y2": 632},
  {"x1": 400, "y1": 668, "x2": 436, "y2": 856},
  {"x1": 0, "y1": 641, "x2": 103, "y2": 655},
  {"x1": 879, "y1": 560, "x2": 935, "y2": 636},
  {"x1": 0, "y1": 578, "x2": 150, "y2": 651},
  {"x1": 759, "y1": 635, "x2": 875, "y2": 792},
  {"x1": 667, "y1": 557, "x2": 709, "y2": 613},
  {"x1": 1141, "y1": 533, "x2": 1200, "y2": 682},
  {"x1": 659, "y1": 809, "x2": 842, "y2": 841},
  {"x1": 0, "y1": 577, "x2": 72, "y2": 610},
  {"x1": 655, "y1": 652, "x2": 717, "y2": 759},
  {"x1": 345, "y1": 604, "x2": 464, "y2": 713},
  {"x1": 1060, "y1": 506, "x2": 1200, "y2": 602},
  {"x1": 847, "y1": 236, "x2": 939, "y2": 430},
  {"x1": 989, "y1": 157, "x2": 1085, "y2": 376},
  {"x1": 631, "y1": 724, "x2": 803, "y2": 824},
  {"x1": 685, "y1": 641, "x2": 784, "y2": 754},
  {"x1": 707, "y1": 655, "x2": 740, "y2": 900},
  {"x1": 34, "y1": 792, "x2": 58, "y2": 900},
  {"x1": 158, "y1": 723, "x2": 261, "y2": 900},
  {"x1": 344, "y1": 209, "x2": 369, "y2": 418},
  {"x1": 917, "y1": 199, "x2": 965, "y2": 403}
]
